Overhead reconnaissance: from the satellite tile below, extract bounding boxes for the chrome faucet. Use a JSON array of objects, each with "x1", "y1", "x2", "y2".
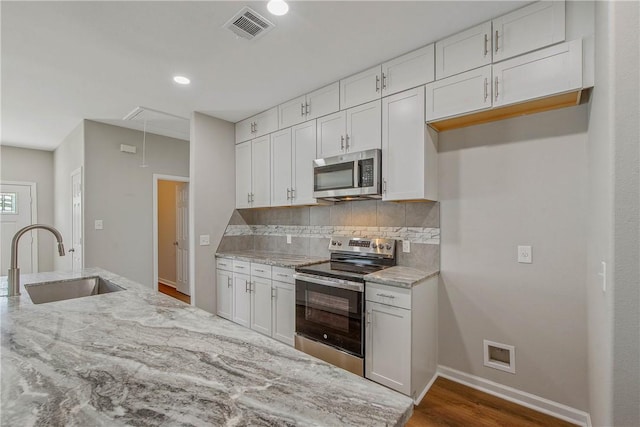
[{"x1": 7, "y1": 224, "x2": 65, "y2": 297}]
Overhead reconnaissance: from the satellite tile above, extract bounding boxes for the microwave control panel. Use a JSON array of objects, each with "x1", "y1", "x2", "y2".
[{"x1": 359, "y1": 159, "x2": 375, "y2": 187}]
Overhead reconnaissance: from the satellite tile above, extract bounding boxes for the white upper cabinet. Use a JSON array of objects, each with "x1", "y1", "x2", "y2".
[
  {"x1": 382, "y1": 87, "x2": 437, "y2": 201},
  {"x1": 381, "y1": 44, "x2": 435, "y2": 97},
  {"x1": 270, "y1": 128, "x2": 293, "y2": 206},
  {"x1": 340, "y1": 65, "x2": 382, "y2": 110},
  {"x1": 493, "y1": 1, "x2": 565, "y2": 63},
  {"x1": 426, "y1": 65, "x2": 493, "y2": 121},
  {"x1": 345, "y1": 100, "x2": 382, "y2": 153},
  {"x1": 235, "y1": 107, "x2": 278, "y2": 144},
  {"x1": 435, "y1": 21, "x2": 492, "y2": 80},
  {"x1": 278, "y1": 83, "x2": 340, "y2": 129},
  {"x1": 316, "y1": 110, "x2": 347, "y2": 158},
  {"x1": 235, "y1": 141, "x2": 252, "y2": 208},
  {"x1": 251, "y1": 135, "x2": 271, "y2": 208},
  {"x1": 291, "y1": 120, "x2": 317, "y2": 205},
  {"x1": 493, "y1": 39, "x2": 581, "y2": 107}
]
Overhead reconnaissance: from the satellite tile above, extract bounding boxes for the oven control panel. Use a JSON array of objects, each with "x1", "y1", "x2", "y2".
[{"x1": 328, "y1": 236, "x2": 396, "y2": 256}]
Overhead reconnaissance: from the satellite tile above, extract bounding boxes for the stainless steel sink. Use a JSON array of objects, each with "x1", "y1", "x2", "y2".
[{"x1": 24, "y1": 276, "x2": 124, "y2": 304}]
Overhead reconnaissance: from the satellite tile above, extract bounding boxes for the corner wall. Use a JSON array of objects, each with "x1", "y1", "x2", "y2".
[{"x1": 190, "y1": 112, "x2": 235, "y2": 313}]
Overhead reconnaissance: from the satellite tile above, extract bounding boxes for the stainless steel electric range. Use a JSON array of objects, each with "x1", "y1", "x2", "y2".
[{"x1": 293, "y1": 236, "x2": 397, "y2": 376}]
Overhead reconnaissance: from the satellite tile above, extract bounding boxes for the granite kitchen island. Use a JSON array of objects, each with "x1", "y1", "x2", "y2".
[{"x1": 1, "y1": 268, "x2": 413, "y2": 426}]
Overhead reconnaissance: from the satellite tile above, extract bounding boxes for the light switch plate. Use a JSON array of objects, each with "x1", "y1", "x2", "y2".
[
  {"x1": 402, "y1": 240, "x2": 410, "y2": 253},
  {"x1": 518, "y1": 245, "x2": 532, "y2": 263},
  {"x1": 286, "y1": 234, "x2": 292, "y2": 244},
  {"x1": 199, "y1": 235, "x2": 210, "y2": 246},
  {"x1": 94, "y1": 220, "x2": 103, "y2": 230}
]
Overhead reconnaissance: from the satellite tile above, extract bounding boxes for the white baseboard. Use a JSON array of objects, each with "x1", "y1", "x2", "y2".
[
  {"x1": 414, "y1": 373, "x2": 438, "y2": 404},
  {"x1": 437, "y1": 365, "x2": 592, "y2": 427},
  {"x1": 158, "y1": 278, "x2": 176, "y2": 288}
]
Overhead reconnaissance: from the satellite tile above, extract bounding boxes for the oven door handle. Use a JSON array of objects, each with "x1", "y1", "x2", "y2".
[{"x1": 293, "y1": 273, "x2": 364, "y2": 293}]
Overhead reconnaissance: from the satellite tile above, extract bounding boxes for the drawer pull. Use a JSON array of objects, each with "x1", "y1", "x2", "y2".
[
  {"x1": 236, "y1": 266, "x2": 245, "y2": 269},
  {"x1": 376, "y1": 293, "x2": 396, "y2": 299},
  {"x1": 255, "y1": 269, "x2": 265, "y2": 272},
  {"x1": 276, "y1": 273, "x2": 289, "y2": 277}
]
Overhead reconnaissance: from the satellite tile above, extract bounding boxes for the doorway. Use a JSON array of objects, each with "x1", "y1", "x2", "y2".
[
  {"x1": 0, "y1": 181, "x2": 38, "y2": 274},
  {"x1": 153, "y1": 175, "x2": 190, "y2": 304}
]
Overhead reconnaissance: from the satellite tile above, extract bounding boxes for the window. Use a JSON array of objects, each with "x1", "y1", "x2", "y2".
[{"x1": 0, "y1": 192, "x2": 17, "y2": 213}]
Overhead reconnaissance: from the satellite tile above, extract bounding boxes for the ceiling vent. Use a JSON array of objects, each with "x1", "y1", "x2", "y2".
[{"x1": 224, "y1": 7, "x2": 274, "y2": 40}]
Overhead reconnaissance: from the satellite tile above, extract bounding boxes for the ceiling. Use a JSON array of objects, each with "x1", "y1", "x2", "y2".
[{"x1": 1, "y1": 1, "x2": 529, "y2": 151}]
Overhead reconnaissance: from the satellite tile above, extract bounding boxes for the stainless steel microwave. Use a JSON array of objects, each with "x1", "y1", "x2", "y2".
[{"x1": 312, "y1": 149, "x2": 381, "y2": 201}]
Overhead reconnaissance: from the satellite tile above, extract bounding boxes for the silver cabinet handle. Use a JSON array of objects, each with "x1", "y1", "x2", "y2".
[
  {"x1": 255, "y1": 269, "x2": 265, "y2": 272},
  {"x1": 227, "y1": 277, "x2": 232, "y2": 287},
  {"x1": 271, "y1": 288, "x2": 277, "y2": 299},
  {"x1": 495, "y1": 30, "x2": 499, "y2": 53},
  {"x1": 276, "y1": 273, "x2": 288, "y2": 278},
  {"x1": 247, "y1": 193, "x2": 251, "y2": 204},
  {"x1": 340, "y1": 135, "x2": 345, "y2": 150},
  {"x1": 376, "y1": 292, "x2": 396, "y2": 299},
  {"x1": 251, "y1": 193, "x2": 255, "y2": 203},
  {"x1": 366, "y1": 310, "x2": 371, "y2": 326},
  {"x1": 484, "y1": 77, "x2": 488, "y2": 102},
  {"x1": 484, "y1": 34, "x2": 489, "y2": 56},
  {"x1": 375, "y1": 75, "x2": 380, "y2": 92},
  {"x1": 301, "y1": 103, "x2": 305, "y2": 117},
  {"x1": 254, "y1": 122, "x2": 258, "y2": 133},
  {"x1": 236, "y1": 265, "x2": 245, "y2": 269},
  {"x1": 245, "y1": 281, "x2": 249, "y2": 292},
  {"x1": 291, "y1": 188, "x2": 296, "y2": 199},
  {"x1": 382, "y1": 178, "x2": 387, "y2": 193},
  {"x1": 382, "y1": 72, "x2": 387, "y2": 90},
  {"x1": 305, "y1": 102, "x2": 310, "y2": 115},
  {"x1": 287, "y1": 188, "x2": 291, "y2": 200},
  {"x1": 345, "y1": 134, "x2": 350, "y2": 151},
  {"x1": 494, "y1": 76, "x2": 499, "y2": 101}
]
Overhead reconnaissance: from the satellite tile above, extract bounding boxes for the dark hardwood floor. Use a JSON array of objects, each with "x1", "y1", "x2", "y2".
[
  {"x1": 158, "y1": 283, "x2": 190, "y2": 304},
  {"x1": 407, "y1": 377, "x2": 575, "y2": 427}
]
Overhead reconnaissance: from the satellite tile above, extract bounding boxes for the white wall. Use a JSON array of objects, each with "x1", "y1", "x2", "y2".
[
  {"x1": 53, "y1": 122, "x2": 84, "y2": 271},
  {"x1": 158, "y1": 180, "x2": 178, "y2": 284},
  {"x1": 190, "y1": 112, "x2": 235, "y2": 313},
  {"x1": 438, "y1": 105, "x2": 589, "y2": 411},
  {"x1": 83, "y1": 121, "x2": 189, "y2": 287},
  {"x1": 1, "y1": 146, "x2": 55, "y2": 272}
]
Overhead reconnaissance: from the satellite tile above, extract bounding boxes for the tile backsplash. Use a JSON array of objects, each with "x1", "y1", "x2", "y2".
[{"x1": 217, "y1": 200, "x2": 440, "y2": 271}]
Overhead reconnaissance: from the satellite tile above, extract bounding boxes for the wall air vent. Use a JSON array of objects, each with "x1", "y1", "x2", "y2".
[{"x1": 224, "y1": 7, "x2": 274, "y2": 40}]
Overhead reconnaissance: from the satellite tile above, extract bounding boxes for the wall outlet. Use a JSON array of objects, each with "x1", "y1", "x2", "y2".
[
  {"x1": 599, "y1": 261, "x2": 607, "y2": 292},
  {"x1": 517, "y1": 245, "x2": 532, "y2": 263},
  {"x1": 199, "y1": 235, "x2": 210, "y2": 246},
  {"x1": 286, "y1": 234, "x2": 292, "y2": 244},
  {"x1": 94, "y1": 220, "x2": 103, "y2": 230},
  {"x1": 402, "y1": 240, "x2": 410, "y2": 253}
]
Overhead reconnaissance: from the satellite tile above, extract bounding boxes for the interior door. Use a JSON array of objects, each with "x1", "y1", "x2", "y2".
[
  {"x1": 70, "y1": 169, "x2": 83, "y2": 272},
  {"x1": 0, "y1": 183, "x2": 34, "y2": 274},
  {"x1": 175, "y1": 182, "x2": 190, "y2": 295}
]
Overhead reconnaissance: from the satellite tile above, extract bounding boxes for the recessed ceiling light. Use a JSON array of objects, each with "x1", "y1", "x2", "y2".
[
  {"x1": 173, "y1": 76, "x2": 190, "y2": 85},
  {"x1": 267, "y1": 0, "x2": 289, "y2": 16}
]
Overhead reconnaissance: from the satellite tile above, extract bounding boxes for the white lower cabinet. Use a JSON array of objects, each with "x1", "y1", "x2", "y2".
[
  {"x1": 365, "y1": 277, "x2": 438, "y2": 400},
  {"x1": 216, "y1": 258, "x2": 296, "y2": 347}
]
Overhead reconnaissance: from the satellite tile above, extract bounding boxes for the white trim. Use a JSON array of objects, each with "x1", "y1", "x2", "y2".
[
  {"x1": 158, "y1": 278, "x2": 177, "y2": 288},
  {"x1": 153, "y1": 174, "x2": 189, "y2": 297},
  {"x1": 437, "y1": 365, "x2": 592, "y2": 427},
  {"x1": 1, "y1": 181, "x2": 38, "y2": 272},
  {"x1": 414, "y1": 373, "x2": 438, "y2": 405},
  {"x1": 70, "y1": 167, "x2": 83, "y2": 272}
]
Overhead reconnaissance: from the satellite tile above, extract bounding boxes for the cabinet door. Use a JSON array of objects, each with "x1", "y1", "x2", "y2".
[
  {"x1": 250, "y1": 277, "x2": 273, "y2": 336},
  {"x1": 291, "y1": 120, "x2": 317, "y2": 205},
  {"x1": 279, "y1": 95, "x2": 306, "y2": 129},
  {"x1": 346, "y1": 100, "x2": 381, "y2": 153},
  {"x1": 425, "y1": 65, "x2": 492, "y2": 121},
  {"x1": 306, "y1": 82, "x2": 340, "y2": 121},
  {"x1": 383, "y1": 87, "x2": 437, "y2": 202},
  {"x1": 435, "y1": 21, "x2": 492, "y2": 80},
  {"x1": 493, "y1": 1, "x2": 565, "y2": 62},
  {"x1": 254, "y1": 107, "x2": 278, "y2": 138},
  {"x1": 272, "y1": 280, "x2": 295, "y2": 346},
  {"x1": 251, "y1": 135, "x2": 271, "y2": 208},
  {"x1": 316, "y1": 110, "x2": 346, "y2": 158},
  {"x1": 216, "y1": 269, "x2": 233, "y2": 320},
  {"x1": 365, "y1": 301, "x2": 411, "y2": 395},
  {"x1": 382, "y1": 44, "x2": 435, "y2": 97},
  {"x1": 271, "y1": 128, "x2": 293, "y2": 207},
  {"x1": 235, "y1": 117, "x2": 254, "y2": 144},
  {"x1": 493, "y1": 39, "x2": 581, "y2": 108},
  {"x1": 232, "y1": 273, "x2": 251, "y2": 327},
  {"x1": 340, "y1": 65, "x2": 382, "y2": 110},
  {"x1": 235, "y1": 141, "x2": 252, "y2": 209}
]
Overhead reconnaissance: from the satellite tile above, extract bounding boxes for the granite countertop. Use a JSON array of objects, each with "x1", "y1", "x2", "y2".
[
  {"x1": 365, "y1": 266, "x2": 440, "y2": 288},
  {"x1": 216, "y1": 250, "x2": 327, "y2": 268},
  {"x1": 1, "y1": 268, "x2": 413, "y2": 426}
]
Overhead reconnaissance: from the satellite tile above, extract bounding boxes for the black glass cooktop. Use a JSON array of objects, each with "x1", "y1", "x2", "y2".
[{"x1": 296, "y1": 261, "x2": 390, "y2": 283}]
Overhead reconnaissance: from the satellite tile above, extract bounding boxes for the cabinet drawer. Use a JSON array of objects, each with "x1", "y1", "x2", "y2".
[
  {"x1": 251, "y1": 263, "x2": 272, "y2": 279},
  {"x1": 233, "y1": 260, "x2": 251, "y2": 274},
  {"x1": 366, "y1": 282, "x2": 411, "y2": 310},
  {"x1": 216, "y1": 257, "x2": 233, "y2": 271},
  {"x1": 272, "y1": 267, "x2": 295, "y2": 284}
]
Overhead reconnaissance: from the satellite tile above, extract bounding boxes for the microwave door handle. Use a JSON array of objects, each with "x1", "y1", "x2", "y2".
[{"x1": 353, "y1": 161, "x2": 359, "y2": 188}]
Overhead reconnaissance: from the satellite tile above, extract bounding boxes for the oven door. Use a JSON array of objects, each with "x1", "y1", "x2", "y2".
[{"x1": 294, "y1": 274, "x2": 364, "y2": 357}]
